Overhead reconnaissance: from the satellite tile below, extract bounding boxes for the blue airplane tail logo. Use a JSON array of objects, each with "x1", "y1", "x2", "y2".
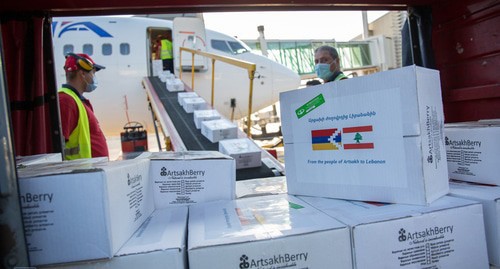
[{"x1": 53, "y1": 21, "x2": 113, "y2": 38}]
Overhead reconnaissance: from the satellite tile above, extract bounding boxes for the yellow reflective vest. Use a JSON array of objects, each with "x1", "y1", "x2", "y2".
[
  {"x1": 59, "y1": 87, "x2": 92, "y2": 160},
  {"x1": 334, "y1": 73, "x2": 348, "y2": 81},
  {"x1": 160, "y1": 39, "x2": 173, "y2": 60}
]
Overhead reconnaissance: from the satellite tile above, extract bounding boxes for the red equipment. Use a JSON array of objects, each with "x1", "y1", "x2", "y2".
[{"x1": 120, "y1": 121, "x2": 148, "y2": 153}]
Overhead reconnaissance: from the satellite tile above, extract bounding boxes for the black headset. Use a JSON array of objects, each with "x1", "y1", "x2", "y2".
[{"x1": 66, "y1": 53, "x2": 94, "y2": 71}]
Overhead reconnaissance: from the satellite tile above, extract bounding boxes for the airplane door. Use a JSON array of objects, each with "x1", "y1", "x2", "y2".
[{"x1": 173, "y1": 17, "x2": 208, "y2": 72}]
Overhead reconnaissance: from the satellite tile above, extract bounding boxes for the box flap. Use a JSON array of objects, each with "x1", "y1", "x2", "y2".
[
  {"x1": 235, "y1": 176, "x2": 287, "y2": 199},
  {"x1": 17, "y1": 157, "x2": 109, "y2": 178},
  {"x1": 280, "y1": 65, "x2": 443, "y2": 141},
  {"x1": 188, "y1": 194, "x2": 347, "y2": 249},
  {"x1": 297, "y1": 195, "x2": 479, "y2": 226},
  {"x1": 219, "y1": 138, "x2": 261, "y2": 154},
  {"x1": 16, "y1": 153, "x2": 62, "y2": 167},
  {"x1": 146, "y1": 151, "x2": 232, "y2": 160},
  {"x1": 449, "y1": 181, "x2": 500, "y2": 201},
  {"x1": 117, "y1": 207, "x2": 188, "y2": 255},
  {"x1": 184, "y1": 97, "x2": 205, "y2": 103},
  {"x1": 202, "y1": 119, "x2": 237, "y2": 129},
  {"x1": 194, "y1": 110, "x2": 220, "y2": 117}
]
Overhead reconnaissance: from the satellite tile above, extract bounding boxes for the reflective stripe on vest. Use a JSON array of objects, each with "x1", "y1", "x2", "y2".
[
  {"x1": 160, "y1": 39, "x2": 173, "y2": 60},
  {"x1": 334, "y1": 73, "x2": 348, "y2": 81},
  {"x1": 59, "y1": 88, "x2": 92, "y2": 160}
]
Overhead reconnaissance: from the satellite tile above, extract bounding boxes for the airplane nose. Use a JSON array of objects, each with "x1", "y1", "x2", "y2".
[{"x1": 272, "y1": 64, "x2": 301, "y2": 100}]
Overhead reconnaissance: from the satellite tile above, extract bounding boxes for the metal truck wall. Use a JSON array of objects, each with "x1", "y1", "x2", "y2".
[{"x1": 432, "y1": 0, "x2": 500, "y2": 122}]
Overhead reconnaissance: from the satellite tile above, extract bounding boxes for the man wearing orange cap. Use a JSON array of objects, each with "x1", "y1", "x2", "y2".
[{"x1": 58, "y1": 53, "x2": 109, "y2": 160}]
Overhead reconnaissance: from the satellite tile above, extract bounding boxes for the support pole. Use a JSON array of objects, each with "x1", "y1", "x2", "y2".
[
  {"x1": 211, "y1": 59, "x2": 215, "y2": 107},
  {"x1": 246, "y1": 69, "x2": 256, "y2": 138}
]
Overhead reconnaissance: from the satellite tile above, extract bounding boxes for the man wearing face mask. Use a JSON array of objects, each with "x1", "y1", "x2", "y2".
[
  {"x1": 314, "y1": 45, "x2": 348, "y2": 83},
  {"x1": 58, "y1": 53, "x2": 109, "y2": 160}
]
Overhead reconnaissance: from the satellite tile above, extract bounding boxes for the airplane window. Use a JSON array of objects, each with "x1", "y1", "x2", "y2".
[
  {"x1": 211, "y1": 40, "x2": 231, "y2": 54},
  {"x1": 83, "y1": 44, "x2": 93, "y2": 56},
  {"x1": 120, "y1": 43, "x2": 130, "y2": 55},
  {"x1": 102, "y1": 43, "x2": 112, "y2": 56},
  {"x1": 63, "y1": 45, "x2": 74, "y2": 55},
  {"x1": 228, "y1": 41, "x2": 249, "y2": 55}
]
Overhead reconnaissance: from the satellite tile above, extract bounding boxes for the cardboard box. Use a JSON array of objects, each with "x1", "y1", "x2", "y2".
[
  {"x1": 16, "y1": 155, "x2": 108, "y2": 168},
  {"x1": 188, "y1": 194, "x2": 353, "y2": 269},
  {"x1": 146, "y1": 151, "x2": 235, "y2": 208},
  {"x1": 158, "y1": 70, "x2": 174, "y2": 82},
  {"x1": 445, "y1": 123, "x2": 500, "y2": 185},
  {"x1": 166, "y1": 78, "x2": 184, "y2": 92},
  {"x1": 201, "y1": 119, "x2": 238, "y2": 143},
  {"x1": 235, "y1": 176, "x2": 287, "y2": 199},
  {"x1": 17, "y1": 159, "x2": 154, "y2": 266},
  {"x1": 479, "y1": 118, "x2": 500, "y2": 125},
  {"x1": 177, "y1": 92, "x2": 198, "y2": 106},
  {"x1": 448, "y1": 181, "x2": 500, "y2": 266},
  {"x1": 298, "y1": 195, "x2": 489, "y2": 269},
  {"x1": 152, "y1": 59, "x2": 163, "y2": 77},
  {"x1": 44, "y1": 207, "x2": 188, "y2": 269},
  {"x1": 183, "y1": 97, "x2": 207, "y2": 113},
  {"x1": 193, "y1": 109, "x2": 221, "y2": 129},
  {"x1": 219, "y1": 138, "x2": 262, "y2": 169},
  {"x1": 16, "y1": 153, "x2": 62, "y2": 167},
  {"x1": 280, "y1": 65, "x2": 448, "y2": 205}
]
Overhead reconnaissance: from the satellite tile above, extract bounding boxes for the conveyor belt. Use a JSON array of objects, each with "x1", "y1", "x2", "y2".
[
  {"x1": 150, "y1": 76, "x2": 218, "y2": 151},
  {"x1": 148, "y1": 76, "x2": 280, "y2": 180}
]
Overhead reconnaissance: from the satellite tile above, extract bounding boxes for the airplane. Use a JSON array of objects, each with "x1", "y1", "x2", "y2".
[{"x1": 51, "y1": 15, "x2": 301, "y2": 140}]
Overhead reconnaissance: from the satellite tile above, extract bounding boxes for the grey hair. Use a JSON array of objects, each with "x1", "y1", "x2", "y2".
[{"x1": 314, "y1": 45, "x2": 339, "y2": 59}]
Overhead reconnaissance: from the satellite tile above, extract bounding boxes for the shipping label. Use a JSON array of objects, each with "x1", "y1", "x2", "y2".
[
  {"x1": 290, "y1": 87, "x2": 407, "y2": 188},
  {"x1": 151, "y1": 160, "x2": 233, "y2": 207}
]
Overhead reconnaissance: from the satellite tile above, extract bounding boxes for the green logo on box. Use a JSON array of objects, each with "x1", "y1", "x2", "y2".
[
  {"x1": 289, "y1": 202, "x2": 304, "y2": 209},
  {"x1": 295, "y1": 94, "x2": 325, "y2": 119}
]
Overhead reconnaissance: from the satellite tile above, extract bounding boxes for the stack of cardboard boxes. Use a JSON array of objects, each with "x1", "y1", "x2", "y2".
[
  {"x1": 193, "y1": 109, "x2": 220, "y2": 129},
  {"x1": 152, "y1": 60, "x2": 163, "y2": 77},
  {"x1": 18, "y1": 150, "x2": 237, "y2": 268},
  {"x1": 177, "y1": 89, "x2": 262, "y2": 167},
  {"x1": 444, "y1": 120, "x2": 500, "y2": 267},
  {"x1": 158, "y1": 70, "x2": 175, "y2": 83},
  {"x1": 43, "y1": 207, "x2": 189, "y2": 269},
  {"x1": 280, "y1": 65, "x2": 449, "y2": 205},
  {"x1": 219, "y1": 138, "x2": 262, "y2": 169},
  {"x1": 166, "y1": 78, "x2": 185, "y2": 92},
  {"x1": 279, "y1": 65, "x2": 491, "y2": 268},
  {"x1": 16, "y1": 65, "x2": 498, "y2": 268}
]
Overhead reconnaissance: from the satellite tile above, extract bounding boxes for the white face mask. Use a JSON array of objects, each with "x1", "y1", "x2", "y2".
[
  {"x1": 84, "y1": 73, "x2": 98, "y2": 93},
  {"x1": 314, "y1": 63, "x2": 333, "y2": 81}
]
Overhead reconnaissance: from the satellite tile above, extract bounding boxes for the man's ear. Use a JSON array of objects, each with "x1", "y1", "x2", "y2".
[
  {"x1": 79, "y1": 69, "x2": 88, "y2": 79},
  {"x1": 332, "y1": 58, "x2": 339, "y2": 70}
]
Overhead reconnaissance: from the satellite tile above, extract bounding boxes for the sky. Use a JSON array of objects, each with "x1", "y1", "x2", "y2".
[{"x1": 203, "y1": 11, "x2": 389, "y2": 42}]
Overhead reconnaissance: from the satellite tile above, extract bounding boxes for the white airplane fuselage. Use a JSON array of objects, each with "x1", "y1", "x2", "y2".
[{"x1": 52, "y1": 16, "x2": 301, "y2": 137}]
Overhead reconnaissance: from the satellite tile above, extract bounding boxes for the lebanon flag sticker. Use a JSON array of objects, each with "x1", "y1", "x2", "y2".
[
  {"x1": 311, "y1": 125, "x2": 374, "y2": 150},
  {"x1": 342, "y1": 125, "x2": 374, "y2": 150}
]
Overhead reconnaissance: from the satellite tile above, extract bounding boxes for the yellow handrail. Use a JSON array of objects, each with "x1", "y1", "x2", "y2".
[{"x1": 178, "y1": 47, "x2": 256, "y2": 137}]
